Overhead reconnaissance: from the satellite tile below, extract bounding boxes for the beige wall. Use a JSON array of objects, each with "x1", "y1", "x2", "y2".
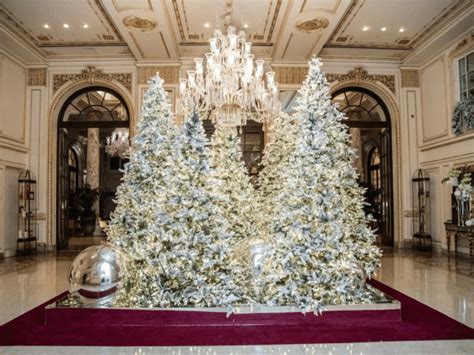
[
  {"x1": 416, "y1": 32, "x2": 474, "y2": 254},
  {"x1": 0, "y1": 51, "x2": 29, "y2": 256}
]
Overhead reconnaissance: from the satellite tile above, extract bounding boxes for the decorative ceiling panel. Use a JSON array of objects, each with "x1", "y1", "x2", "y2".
[
  {"x1": 0, "y1": 0, "x2": 126, "y2": 47},
  {"x1": 326, "y1": 0, "x2": 465, "y2": 51}
]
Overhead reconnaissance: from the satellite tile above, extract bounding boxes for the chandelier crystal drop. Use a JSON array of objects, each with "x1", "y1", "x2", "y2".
[
  {"x1": 178, "y1": 25, "x2": 281, "y2": 129},
  {"x1": 105, "y1": 128, "x2": 130, "y2": 158}
]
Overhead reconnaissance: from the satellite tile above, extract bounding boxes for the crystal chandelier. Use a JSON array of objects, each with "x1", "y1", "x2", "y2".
[
  {"x1": 105, "y1": 128, "x2": 130, "y2": 158},
  {"x1": 178, "y1": 24, "x2": 281, "y2": 129}
]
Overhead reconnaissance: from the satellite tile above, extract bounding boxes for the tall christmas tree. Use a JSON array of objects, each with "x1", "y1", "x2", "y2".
[
  {"x1": 261, "y1": 58, "x2": 381, "y2": 312},
  {"x1": 210, "y1": 125, "x2": 259, "y2": 294},
  {"x1": 257, "y1": 112, "x2": 298, "y2": 241},
  {"x1": 108, "y1": 75, "x2": 247, "y2": 308},
  {"x1": 107, "y1": 74, "x2": 181, "y2": 306}
]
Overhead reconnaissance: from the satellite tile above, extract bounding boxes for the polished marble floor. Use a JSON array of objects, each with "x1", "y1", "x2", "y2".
[{"x1": 0, "y1": 248, "x2": 473, "y2": 354}]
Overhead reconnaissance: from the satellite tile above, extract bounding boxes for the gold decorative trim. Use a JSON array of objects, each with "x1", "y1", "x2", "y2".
[
  {"x1": 53, "y1": 66, "x2": 132, "y2": 93},
  {"x1": 123, "y1": 16, "x2": 157, "y2": 32},
  {"x1": 267, "y1": 0, "x2": 282, "y2": 42},
  {"x1": 448, "y1": 33, "x2": 474, "y2": 59},
  {"x1": 27, "y1": 68, "x2": 47, "y2": 86},
  {"x1": 400, "y1": 69, "x2": 419, "y2": 88},
  {"x1": 326, "y1": 68, "x2": 396, "y2": 94},
  {"x1": 274, "y1": 66, "x2": 308, "y2": 84},
  {"x1": 295, "y1": 17, "x2": 329, "y2": 33},
  {"x1": 274, "y1": 66, "x2": 396, "y2": 94},
  {"x1": 138, "y1": 66, "x2": 180, "y2": 84},
  {"x1": 172, "y1": 0, "x2": 186, "y2": 41}
]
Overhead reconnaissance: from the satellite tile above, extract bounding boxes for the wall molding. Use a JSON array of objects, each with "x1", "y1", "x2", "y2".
[
  {"x1": 27, "y1": 68, "x2": 47, "y2": 86},
  {"x1": 137, "y1": 66, "x2": 179, "y2": 84},
  {"x1": 53, "y1": 65, "x2": 132, "y2": 93}
]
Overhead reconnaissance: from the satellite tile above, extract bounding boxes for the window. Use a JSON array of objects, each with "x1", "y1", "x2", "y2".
[{"x1": 458, "y1": 52, "x2": 474, "y2": 100}]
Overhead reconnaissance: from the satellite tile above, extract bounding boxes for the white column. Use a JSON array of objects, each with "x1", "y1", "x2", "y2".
[{"x1": 86, "y1": 128, "x2": 101, "y2": 235}]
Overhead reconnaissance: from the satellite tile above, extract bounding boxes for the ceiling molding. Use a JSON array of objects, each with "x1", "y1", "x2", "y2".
[{"x1": 326, "y1": 0, "x2": 469, "y2": 54}]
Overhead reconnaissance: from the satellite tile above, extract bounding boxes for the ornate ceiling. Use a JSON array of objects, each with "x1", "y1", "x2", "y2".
[{"x1": 0, "y1": 0, "x2": 472, "y2": 64}]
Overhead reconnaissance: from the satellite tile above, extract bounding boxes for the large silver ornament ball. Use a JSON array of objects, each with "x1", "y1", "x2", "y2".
[{"x1": 68, "y1": 244, "x2": 123, "y2": 299}]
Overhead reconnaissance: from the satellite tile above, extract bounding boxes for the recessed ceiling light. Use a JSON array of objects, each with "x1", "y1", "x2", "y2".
[
  {"x1": 381, "y1": 27, "x2": 387, "y2": 32},
  {"x1": 362, "y1": 26, "x2": 369, "y2": 31},
  {"x1": 63, "y1": 23, "x2": 69, "y2": 29},
  {"x1": 82, "y1": 23, "x2": 89, "y2": 29},
  {"x1": 204, "y1": 22, "x2": 210, "y2": 28},
  {"x1": 43, "y1": 23, "x2": 50, "y2": 29},
  {"x1": 243, "y1": 23, "x2": 249, "y2": 28},
  {"x1": 399, "y1": 27, "x2": 405, "y2": 33}
]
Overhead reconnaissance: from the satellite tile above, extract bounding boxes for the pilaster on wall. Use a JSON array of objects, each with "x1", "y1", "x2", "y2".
[
  {"x1": 399, "y1": 69, "x2": 422, "y2": 245},
  {"x1": 27, "y1": 67, "x2": 48, "y2": 247}
]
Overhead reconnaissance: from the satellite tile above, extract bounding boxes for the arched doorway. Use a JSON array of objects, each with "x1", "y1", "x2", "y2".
[
  {"x1": 332, "y1": 87, "x2": 393, "y2": 246},
  {"x1": 57, "y1": 86, "x2": 130, "y2": 250}
]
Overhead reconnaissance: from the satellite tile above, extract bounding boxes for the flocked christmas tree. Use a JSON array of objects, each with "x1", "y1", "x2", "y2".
[
  {"x1": 260, "y1": 58, "x2": 381, "y2": 312},
  {"x1": 210, "y1": 125, "x2": 259, "y2": 295},
  {"x1": 257, "y1": 112, "x2": 298, "y2": 241},
  {"x1": 108, "y1": 75, "x2": 247, "y2": 308}
]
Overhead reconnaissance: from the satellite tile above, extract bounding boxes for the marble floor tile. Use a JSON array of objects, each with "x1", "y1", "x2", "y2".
[{"x1": 0, "y1": 248, "x2": 473, "y2": 354}]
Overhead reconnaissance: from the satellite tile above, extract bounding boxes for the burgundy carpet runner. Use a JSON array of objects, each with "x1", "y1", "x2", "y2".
[{"x1": 0, "y1": 279, "x2": 473, "y2": 346}]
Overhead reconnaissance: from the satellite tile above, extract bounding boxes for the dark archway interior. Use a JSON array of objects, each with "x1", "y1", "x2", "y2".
[
  {"x1": 57, "y1": 87, "x2": 130, "y2": 250},
  {"x1": 332, "y1": 87, "x2": 394, "y2": 246}
]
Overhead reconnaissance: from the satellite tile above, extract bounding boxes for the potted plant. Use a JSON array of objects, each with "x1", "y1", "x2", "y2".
[{"x1": 72, "y1": 184, "x2": 100, "y2": 236}]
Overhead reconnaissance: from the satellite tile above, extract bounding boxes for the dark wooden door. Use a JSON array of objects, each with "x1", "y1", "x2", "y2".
[{"x1": 57, "y1": 129, "x2": 70, "y2": 250}]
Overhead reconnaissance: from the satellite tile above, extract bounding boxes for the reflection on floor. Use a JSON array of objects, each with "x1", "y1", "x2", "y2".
[{"x1": 0, "y1": 248, "x2": 473, "y2": 354}]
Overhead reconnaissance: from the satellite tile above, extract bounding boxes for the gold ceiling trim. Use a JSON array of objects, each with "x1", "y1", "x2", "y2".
[
  {"x1": 263, "y1": 0, "x2": 274, "y2": 34},
  {"x1": 94, "y1": 0, "x2": 125, "y2": 42},
  {"x1": 53, "y1": 65, "x2": 132, "y2": 93},
  {"x1": 180, "y1": 0, "x2": 191, "y2": 37},
  {"x1": 138, "y1": 66, "x2": 180, "y2": 84},
  {"x1": 123, "y1": 16, "x2": 157, "y2": 32},
  {"x1": 400, "y1": 70, "x2": 419, "y2": 88},
  {"x1": 295, "y1": 17, "x2": 329, "y2": 33},
  {"x1": 27, "y1": 68, "x2": 47, "y2": 86},
  {"x1": 172, "y1": 0, "x2": 186, "y2": 41},
  {"x1": 267, "y1": 0, "x2": 283, "y2": 42}
]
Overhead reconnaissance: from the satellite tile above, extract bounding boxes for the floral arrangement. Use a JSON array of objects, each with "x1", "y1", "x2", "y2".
[{"x1": 443, "y1": 167, "x2": 472, "y2": 194}]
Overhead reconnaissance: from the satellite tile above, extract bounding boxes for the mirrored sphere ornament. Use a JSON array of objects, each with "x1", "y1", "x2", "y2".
[{"x1": 68, "y1": 244, "x2": 123, "y2": 300}]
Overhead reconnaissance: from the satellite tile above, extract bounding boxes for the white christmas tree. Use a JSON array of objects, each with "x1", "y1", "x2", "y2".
[
  {"x1": 108, "y1": 75, "x2": 247, "y2": 308},
  {"x1": 107, "y1": 74, "x2": 180, "y2": 306},
  {"x1": 210, "y1": 125, "x2": 259, "y2": 295},
  {"x1": 261, "y1": 58, "x2": 381, "y2": 312},
  {"x1": 257, "y1": 112, "x2": 298, "y2": 241}
]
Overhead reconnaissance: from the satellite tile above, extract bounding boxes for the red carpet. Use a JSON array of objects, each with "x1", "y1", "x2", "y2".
[{"x1": 0, "y1": 279, "x2": 473, "y2": 346}]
